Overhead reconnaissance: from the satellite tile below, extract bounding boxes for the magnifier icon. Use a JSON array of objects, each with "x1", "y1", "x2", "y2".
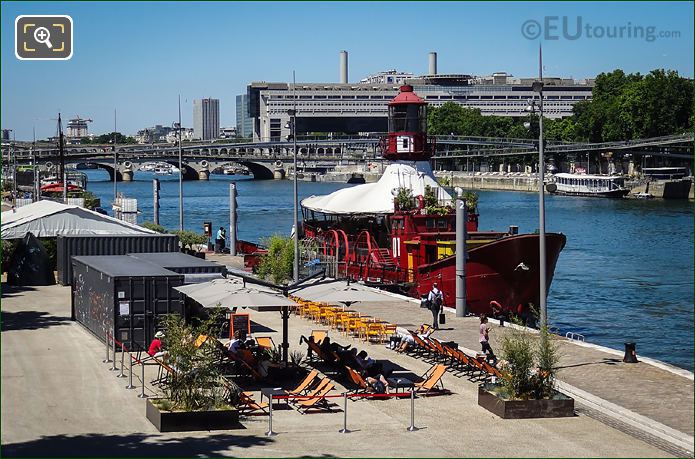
[{"x1": 33, "y1": 27, "x2": 53, "y2": 49}]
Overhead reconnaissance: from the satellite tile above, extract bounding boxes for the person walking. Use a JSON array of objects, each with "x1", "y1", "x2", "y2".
[
  {"x1": 215, "y1": 226, "x2": 226, "y2": 253},
  {"x1": 479, "y1": 314, "x2": 497, "y2": 365},
  {"x1": 428, "y1": 282, "x2": 444, "y2": 330}
]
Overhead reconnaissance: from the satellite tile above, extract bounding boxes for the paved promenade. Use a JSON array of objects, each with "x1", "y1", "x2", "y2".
[{"x1": 1, "y1": 284, "x2": 688, "y2": 457}]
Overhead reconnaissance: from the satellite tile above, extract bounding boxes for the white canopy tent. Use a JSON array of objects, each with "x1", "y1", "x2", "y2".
[
  {"x1": 1, "y1": 200, "x2": 154, "y2": 239},
  {"x1": 301, "y1": 161, "x2": 452, "y2": 215}
]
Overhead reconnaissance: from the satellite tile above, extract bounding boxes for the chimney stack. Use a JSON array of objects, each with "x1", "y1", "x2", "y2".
[
  {"x1": 428, "y1": 52, "x2": 438, "y2": 76},
  {"x1": 340, "y1": 50, "x2": 348, "y2": 84}
]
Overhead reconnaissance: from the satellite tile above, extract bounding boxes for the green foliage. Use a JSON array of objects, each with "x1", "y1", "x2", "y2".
[
  {"x1": 394, "y1": 187, "x2": 415, "y2": 211},
  {"x1": 256, "y1": 234, "x2": 294, "y2": 284},
  {"x1": 290, "y1": 350, "x2": 305, "y2": 366},
  {"x1": 461, "y1": 191, "x2": 478, "y2": 212},
  {"x1": 39, "y1": 238, "x2": 57, "y2": 271},
  {"x1": 142, "y1": 221, "x2": 168, "y2": 233},
  {"x1": 498, "y1": 319, "x2": 561, "y2": 400},
  {"x1": 81, "y1": 191, "x2": 100, "y2": 210},
  {"x1": 81, "y1": 132, "x2": 137, "y2": 144},
  {"x1": 428, "y1": 69, "x2": 693, "y2": 144},
  {"x1": 159, "y1": 310, "x2": 228, "y2": 412},
  {"x1": 172, "y1": 230, "x2": 208, "y2": 250},
  {"x1": 1, "y1": 239, "x2": 17, "y2": 273}
]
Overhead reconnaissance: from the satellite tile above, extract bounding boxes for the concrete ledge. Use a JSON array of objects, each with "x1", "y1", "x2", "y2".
[{"x1": 556, "y1": 380, "x2": 695, "y2": 455}]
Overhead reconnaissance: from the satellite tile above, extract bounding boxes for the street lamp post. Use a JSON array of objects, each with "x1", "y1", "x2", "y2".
[
  {"x1": 525, "y1": 47, "x2": 548, "y2": 329},
  {"x1": 177, "y1": 95, "x2": 184, "y2": 231},
  {"x1": 287, "y1": 108, "x2": 299, "y2": 283}
]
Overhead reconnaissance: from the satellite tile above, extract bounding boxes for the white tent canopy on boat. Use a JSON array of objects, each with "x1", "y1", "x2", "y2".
[
  {"x1": 1, "y1": 200, "x2": 155, "y2": 239},
  {"x1": 301, "y1": 161, "x2": 452, "y2": 215}
]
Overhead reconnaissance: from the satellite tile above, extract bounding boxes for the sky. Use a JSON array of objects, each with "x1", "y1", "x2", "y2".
[{"x1": 2, "y1": 1, "x2": 693, "y2": 140}]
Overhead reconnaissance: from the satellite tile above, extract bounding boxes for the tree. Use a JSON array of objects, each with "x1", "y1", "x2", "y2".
[
  {"x1": 256, "y1": 235, "x2": 294, "y2": 284},
  {"x1": 142, "y1": 221, "x2": 168, "y2": 233},
  {"x1": 172, "y1": 230, "x2": 208, "y2": 250}
]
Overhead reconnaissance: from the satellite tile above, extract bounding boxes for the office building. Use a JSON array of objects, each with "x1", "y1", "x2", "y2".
[
  {"x1": 235, "y1": 94, "x2": 253, "y2": 139},
  {"x1": 246, "y1": 51, "x2": 594, "y2": 141},
  {"x1": 193, "y1": 98, "x2": 220, "y2": 140}
]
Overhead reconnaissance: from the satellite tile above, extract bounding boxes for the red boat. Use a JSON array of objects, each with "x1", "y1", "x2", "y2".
[
  {"x1": 40, "y1": 183, "x2": 82, "y2": 193},
  {"x1": 299, "y1": 85, "x2": 566, "y2": 318}
]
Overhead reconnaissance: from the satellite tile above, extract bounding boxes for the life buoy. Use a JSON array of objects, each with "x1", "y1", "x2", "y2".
[{"x1": 45, "y1": 161, "x2": 54, "y2": 169}]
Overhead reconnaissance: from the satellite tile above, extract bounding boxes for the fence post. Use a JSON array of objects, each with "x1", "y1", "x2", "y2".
[
  {"x1": 407, "y1": 389, "x2": 419, "y2": 431},
  {"x1": 103, "y1": 333, "x2": 112, "y2": 363},
  {"x1": 109, "y1": 334, "x2": 118, "y2": 371},
  {"x1": 116, "y1": 346, "x2": 126, "y2": 378},
  {"x1": 138, "y1": 362, "x2": 148, "y2": 398},
  {"x1": 125, "y1": 353, "x2": 135, "y2": 389},
  {"x1": 265, "y1": 394, "x2": 276, "y2": 436},
  {"x1": 338, "y1": 392, "x2": 350, "y2": 433}
]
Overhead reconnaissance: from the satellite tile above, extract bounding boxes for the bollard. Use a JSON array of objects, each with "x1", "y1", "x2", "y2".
[
  {"x1": 623, "y1": 342, "x2": 639, "y2": 363},
  {"x1": 125, "y1": 353, "x2": 135, "y2": 389},
  {"x1": 138, "y1": 361, "x2": 148, "y2": 398},
  {"x1": 338, "y1": 392, "x2": 350, "y2": 433},
  {"x1": 407, "y1": 389, "x2": 419, "y2": 431},
  {"x1": 265, "y1": 394, "x2": 276, "y2": 436},
  {"x1": 103, "y1": 334, "x2": 112, "y2": 363},
  {"x1": 116, "y1": 347, "x2": 126, "y2": 378},
  {"x1": 109, "y1": 335, "x2": 118, "y2": 371}
]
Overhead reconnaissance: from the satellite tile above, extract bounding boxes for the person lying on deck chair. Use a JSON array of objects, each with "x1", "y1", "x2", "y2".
[
  {"x1": 395, "y1": 325, "x2": 434, "y2": 352},
  {"x1": 319, "y1": 336, "x2": 351, "y2": 357},
  {"x1": 365, "y1": 374, "x2": 390, "y2": 394},
  {"x1": 227, "y1": 330, "x2": 247, "y2": 356}
]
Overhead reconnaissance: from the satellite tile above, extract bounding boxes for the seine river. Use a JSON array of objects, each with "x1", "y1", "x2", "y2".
[{"x1": 84, "y1": 170, "x2": 694, "y2": 371}]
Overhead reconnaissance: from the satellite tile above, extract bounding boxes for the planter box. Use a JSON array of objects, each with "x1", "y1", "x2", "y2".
[
  {"x1": 477, "y1": 384, "x2": 574, "y2": 419},
  {"x1": 146, "y1": 399, "x2": 241, "y2": 432}
]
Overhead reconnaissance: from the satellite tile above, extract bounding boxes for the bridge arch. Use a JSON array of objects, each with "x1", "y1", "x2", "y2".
[
  {"x1": 72, "y1": 162, "x2": 123, "y2": 181},
  {"x1": 238, "y1": 161, "x2": 275, "y2": 180}
]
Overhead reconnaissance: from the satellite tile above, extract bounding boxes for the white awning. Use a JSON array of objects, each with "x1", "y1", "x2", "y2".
[
  {"x1": 301, "y1": 161, "x2": 452, "y2": 215},
  {"x1": 289, "y1": 279, "x2": 403, "y2": 304},
  {"x1": 1, "y1": 200, "x2": 154, "y2": 239}
]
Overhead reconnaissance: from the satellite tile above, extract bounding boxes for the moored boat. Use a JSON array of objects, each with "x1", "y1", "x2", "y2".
[
  {"x1": 298, "y1": 85, "x2": 566, "y2": 318},
  {"x1": 549, "y1": 172, "x2": 630, "y2": 198}
]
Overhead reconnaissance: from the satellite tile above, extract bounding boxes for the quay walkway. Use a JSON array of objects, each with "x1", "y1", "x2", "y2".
[{"x1": 1, "y1": 280, "x2": 691, "y2": 457}]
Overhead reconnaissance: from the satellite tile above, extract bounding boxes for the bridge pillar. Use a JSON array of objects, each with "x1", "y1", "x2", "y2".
[
  {"x1": 121, "y1": 161, "x2": 134, "y2": 182},
  {"x1": 628, "y1": 160, "x2": 635, "y2": 176},
  {"x1": 273, "y1": 168, "x2": 285, "y2": 180},
  {"x1": 198, "y1": 169, "x2": 210, "y2": 180}
]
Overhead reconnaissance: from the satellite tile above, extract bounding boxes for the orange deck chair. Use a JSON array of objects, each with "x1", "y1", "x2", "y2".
[{"x1": 415, "y1": 363, "x2": 448, "y2": 395}]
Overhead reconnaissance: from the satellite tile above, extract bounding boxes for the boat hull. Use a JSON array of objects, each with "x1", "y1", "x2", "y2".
[
  {"x1": 415, "y1": 233, "x2": 566, "y2": 316},
  {"x1": 551, "y1": 189, "x2": 629, "y2": 198}
]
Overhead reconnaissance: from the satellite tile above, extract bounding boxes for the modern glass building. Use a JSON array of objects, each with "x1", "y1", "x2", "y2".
[{"x1": 235, "y1": 94, "x2": 253, "y2": 139}]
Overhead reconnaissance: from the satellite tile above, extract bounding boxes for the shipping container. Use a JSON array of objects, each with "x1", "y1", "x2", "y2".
[
  {"x1": 126, "y1": 252, "x2": 226, "y2": 275},
  {"x1": 71, "y1": 255, "x2": 184, "y2": 351},
  {"x1": 57, "y1": 234, "x2": 179, "y2": 286}
]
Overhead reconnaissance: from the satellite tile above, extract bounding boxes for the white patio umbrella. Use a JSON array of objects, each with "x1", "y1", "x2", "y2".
[{"x1": 289, "y1": 279, "x2": 402, "y2": 304}]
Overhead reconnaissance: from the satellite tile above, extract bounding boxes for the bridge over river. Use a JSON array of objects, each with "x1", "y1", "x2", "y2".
[{"x1": 3, "y1": 133, "x2": 692, "y2": 181}]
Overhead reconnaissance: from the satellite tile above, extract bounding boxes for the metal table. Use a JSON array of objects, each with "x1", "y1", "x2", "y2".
[
  {"x1": 387, "y1": 377, "x2": 415, "y2": 394},
  {"x1": 260, "y1": 387, "x2": 289, "y2": 407}
]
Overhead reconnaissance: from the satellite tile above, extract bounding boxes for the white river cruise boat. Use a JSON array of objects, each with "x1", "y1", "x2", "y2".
[{"x1": 550, "y1": 173, "x2": 630, "y2": 198}]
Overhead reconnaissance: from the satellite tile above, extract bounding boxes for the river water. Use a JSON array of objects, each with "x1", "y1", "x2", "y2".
[{"x1": 84, "y1": 170, "x2": 694, "y2": 371}]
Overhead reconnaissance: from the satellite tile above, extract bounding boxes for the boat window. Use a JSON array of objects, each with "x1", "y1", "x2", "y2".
[
  {"x1": 437, "y1": 219, "x2": 447, "y2": 229},
  {"x1": 426, "y1": 218, "x2": 435, "y2": 229}
]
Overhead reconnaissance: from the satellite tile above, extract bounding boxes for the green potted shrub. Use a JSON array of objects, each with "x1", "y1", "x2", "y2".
[
  {"x1": 477, "y1": 323, "x2": 574, "y2": 418},
  {"x1": 172, "y1": 230, "x2": 208, "y2": 256},
  {"x1": 145, "y1": 310, "x2": 242, "y2": 431}
]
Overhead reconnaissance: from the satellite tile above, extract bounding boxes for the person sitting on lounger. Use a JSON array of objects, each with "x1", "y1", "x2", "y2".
[
  {"x1": 148, "y1": 331, "x2": 168, "y2": 359},
  {"x1": 396, "y1": 325, "x2": 434, "y2": 352},
  {"x1": 227, "y1": 330, "x2": 247, "y2": 356},
  {"x1": 365, "y1": 374, "x2": 390, "y2": 394}
]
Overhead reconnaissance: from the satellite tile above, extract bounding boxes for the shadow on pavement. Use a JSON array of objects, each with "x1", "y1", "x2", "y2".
[
  {"x1": 2, "y1": 432, "x2": 274, "y2": 457},
  {"x1": 0, "y1": 284, "x2": 38, "y2": 298},
  {"x1": 1, "y1": 310, "x2": 71, "y2": 332}
]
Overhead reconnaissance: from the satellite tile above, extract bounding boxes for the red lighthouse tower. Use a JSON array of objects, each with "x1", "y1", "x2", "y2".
[{"x1": 383, "y1": 85, "x2": 433, "y2": 161}]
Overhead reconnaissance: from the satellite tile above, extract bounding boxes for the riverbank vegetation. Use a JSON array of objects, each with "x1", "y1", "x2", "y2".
[{"x1": 428, "y1": 69, "x2": 693, "y2": 143}]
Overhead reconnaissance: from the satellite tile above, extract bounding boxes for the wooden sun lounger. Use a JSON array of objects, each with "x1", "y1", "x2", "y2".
[
  {"x1": 345, "y1": 366, "x2": 371, "y2": 394},
  {"x1": 311, "y1": 330, "x2": 328, "y2": 345},
  {"x1": 289, "y1": 369, "x2": 320, "y2": 396},
  {"x1": 238, "y1": 391, "x2": 269, "y2": 415},
  {"x1": 296, "y1": 382, "x2": 335, "y2": 413},
  {"x1": 255, "y1": 336, "x2": 275, "y2": 350},
  {"x1": 292, "y1": 377, "x2": 331, "y2": 403},
  {"x1": 415, "y1": 363, "x2": 447, "y2": 395}
]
